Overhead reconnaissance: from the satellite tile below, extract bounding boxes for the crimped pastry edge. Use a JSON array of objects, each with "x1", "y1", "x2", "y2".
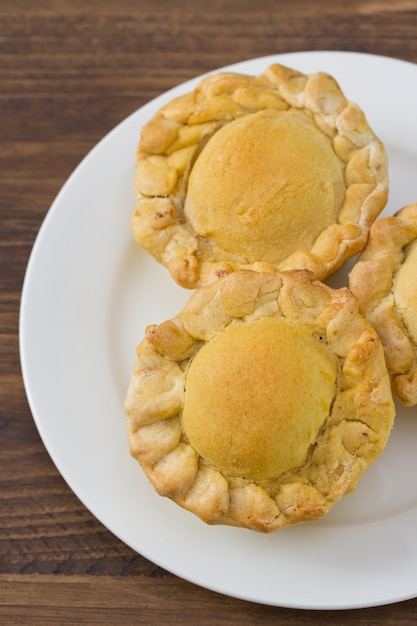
[
  {"x1": 349, "y1": 201, "x2": 417, "y2": 406},
  {"x1": 131, "y1": 63, "x2": 388, "y2": 288},
  {"x1": 125, "y1": 269, "x2": 395, "y2": 532}
]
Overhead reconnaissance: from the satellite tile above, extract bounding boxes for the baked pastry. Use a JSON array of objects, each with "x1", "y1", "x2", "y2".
[
  {"x1": 125, "y1": 269, "x2": 394, "y2": 532},
  {"x1": 131, "y1": 63, "x2": 388, "y2": 288},
  {"x1": 349, "y1": 201, "x2": 417, "y2": 406}
]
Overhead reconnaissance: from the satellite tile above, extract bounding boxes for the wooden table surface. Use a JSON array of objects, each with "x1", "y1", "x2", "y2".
[{"x1": 2, "y1": 1, "x2": 417, "y2": 623}]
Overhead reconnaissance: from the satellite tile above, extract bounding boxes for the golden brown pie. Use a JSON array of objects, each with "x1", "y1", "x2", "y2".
[
  {"x1": 125, "y1": 269, "x2": 395, "y2": 532},
  {"x1": 349, "y1": 201, "x2": 417, "y2": 406},
  {"x1": 131, "y1": 63, "x2": 388, "y2": 288}
]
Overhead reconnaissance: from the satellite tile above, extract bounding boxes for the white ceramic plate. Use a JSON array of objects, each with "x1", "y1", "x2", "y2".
[{"x1": 20, "y1": 51, "x2": 417, "y2": 610}]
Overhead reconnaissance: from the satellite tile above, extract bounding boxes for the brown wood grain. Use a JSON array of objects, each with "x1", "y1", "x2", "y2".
[
  {"x1": 2, "y1": 0, "x2": 417, "y2": 623},
  {"x1": 1, "y1": 575, "x2": 417, "y2": 626}
]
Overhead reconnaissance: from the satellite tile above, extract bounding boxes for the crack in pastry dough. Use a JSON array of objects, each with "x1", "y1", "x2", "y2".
[
  {"x1": 349, "y1": 201, "x2": 417, "y2": 406},
  {"x1": 131, "y1": 63, "x2": 388, "y2": 288},
  {"x1": 125, "y1": 269, "x2": 394, "y2": 532}
]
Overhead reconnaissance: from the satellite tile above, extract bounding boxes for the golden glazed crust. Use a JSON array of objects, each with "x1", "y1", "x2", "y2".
[
  {"x1": 184, "y1": 109, "x2": 345, "y2": 266},
  {"x1": 131, "y1": 63, "x2": 388, "y2": 288},
  {"x1": 181, "y1": 316, "x2": 338, "y2": 481},
  {"x1": 349, "y1": 201, "x2": 417, "y2": 406},
  {"x1": 125, "y1": 269, "x2": 394, "y2": 532}
]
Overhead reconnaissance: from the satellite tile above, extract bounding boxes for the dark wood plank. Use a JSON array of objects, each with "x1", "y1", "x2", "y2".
[{"x1": 1, "y1": 575, "x2": 417, "y2": 626}]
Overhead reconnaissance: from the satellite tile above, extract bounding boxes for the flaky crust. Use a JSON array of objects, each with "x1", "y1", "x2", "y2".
[
  {"x1": 131, "y1": 63, "x2": 388, "y2": 288},
  {"x1": 125, "y1": 269, "x2": 394, "y2": 532},
  {"x1": 349, "y1": 202, "x2": 417, "y2": 406}
]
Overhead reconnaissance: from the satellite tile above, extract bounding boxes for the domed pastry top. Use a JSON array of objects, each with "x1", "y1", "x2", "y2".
[{"x1": 181, "y1": 316, "x2": 338, "y2": 481}]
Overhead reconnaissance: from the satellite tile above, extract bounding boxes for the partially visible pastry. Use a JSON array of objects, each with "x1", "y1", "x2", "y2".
[
  {"x1": 131, "y1": 63, "x2": 388, "y2": 288},
  {"x1": 125, "y1": 269, "x2": 394, "y2": 532},
  {"x1": 349, "y1": 201, "x2": 417, "y2": 406}
]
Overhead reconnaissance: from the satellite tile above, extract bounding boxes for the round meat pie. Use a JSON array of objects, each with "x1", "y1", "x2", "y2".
[
  {"x1": 125, "y1": 269, "x2": 394, "y2": 532},
  {"x1": 131, "y1": 63, "x2": 388, "y2": 288},
  {"x1": 350, "y1": 201, "x2": 417, "y2": 406}
]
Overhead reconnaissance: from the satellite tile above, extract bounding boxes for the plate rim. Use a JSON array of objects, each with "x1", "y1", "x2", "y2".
[{"x1": 19, "y1": 50, "x2": 417, "y2": 611}]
